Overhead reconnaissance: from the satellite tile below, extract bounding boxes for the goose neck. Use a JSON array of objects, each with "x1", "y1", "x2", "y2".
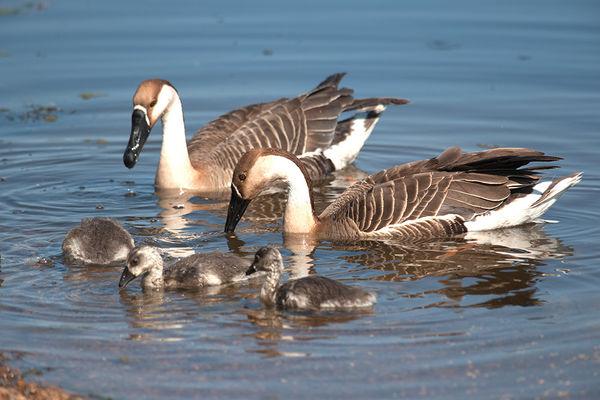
[{"x1": 155, "y1": 94, "x2": 197, "y2": 190}]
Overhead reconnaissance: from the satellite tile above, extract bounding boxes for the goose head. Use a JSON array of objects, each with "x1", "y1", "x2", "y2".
[
  {"x1": 225, "y1": 148, "x2": 313, "y2": 233},
  {"x1": 124, "y1": 79, "x2": 178, "y2": 168},
  {"x1": 119, "y1": 245, "x2": 163, "y2": 289},
  {"x1": 245, "y1": 246, "x2": 284, "y2": 276}
]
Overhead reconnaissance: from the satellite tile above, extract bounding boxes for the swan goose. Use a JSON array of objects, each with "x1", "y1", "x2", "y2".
[
  {"x1": 123, "y1": 73, "x2": 408, "y2": 192},
  {"x1": 224, "y1": 147, "x2": 582, "y2": 240}
]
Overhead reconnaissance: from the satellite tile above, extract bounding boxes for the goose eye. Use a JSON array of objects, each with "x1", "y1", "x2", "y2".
[
  {"x1": 149, "y1": 99, "x2": 157, "y2": 108},
  {"x1": 131, "y1": 257, "x2": 139, "y2": 266},
  {"x1": 238, "y1": 173, "x2": 247, "y2": 181}
]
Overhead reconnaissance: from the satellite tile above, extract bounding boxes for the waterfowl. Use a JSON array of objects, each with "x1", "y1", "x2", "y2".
[
  {"x1": 247, "y1": 247, "x2": 376, "y2": 311},
  {"x1": 123, "y1": 73, "x2": 408, "y2": 192},
  {"x1": 118, "y1": 245, "x2": 256, "y2": 290},
  {"x1": 62, "y1": 218, "x2": 134, "y2": 265},
  {"x1": 225, "y1": 147, "x2": 582, "y2": 240}
]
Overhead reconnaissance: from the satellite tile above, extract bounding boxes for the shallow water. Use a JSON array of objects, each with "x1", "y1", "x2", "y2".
[{"x1": 1, "y1": 0, "x2": 599, "y2": 398}]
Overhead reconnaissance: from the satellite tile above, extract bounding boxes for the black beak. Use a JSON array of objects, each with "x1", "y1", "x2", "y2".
[
  {"x1": 119, "y1": 267, "x2": 137, "y2": 289},
  {"x1": 123, "y1": 109, "x2": 151, "y2": 169},
  {"x1": 245, "y1": 262, "x2": 257, "y2": 276},
  {"x1": 224, "y1": 186, "x2": 251, "y2": 233}
]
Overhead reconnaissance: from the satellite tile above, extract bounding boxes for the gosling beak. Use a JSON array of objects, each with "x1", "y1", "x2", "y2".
[
  {"x1": 224, "y1": 185, "x2": 251, "y2": 233},
  {"x1": 119, "y1": 267, "x2": 137, "y2": 289},
  {"x1": 245, "y1": 262, "x2": 257, "y2": 276},
  {"x1": 123, "y1": 109, "x2": 151, "y2": 169}
]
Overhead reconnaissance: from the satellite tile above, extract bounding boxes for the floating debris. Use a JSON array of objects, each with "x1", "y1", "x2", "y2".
[
  {"x1": 0, "y1": 1, "x2": 47, "y2": 17},
  {"x1": 3, "y1": 104, "x2": 67, "y2": 123},
  {"x1": 427, "y1": 39, "x2": 461, "y2": 51},
  {"x1": 79, "y1": 92, "x2": 105, "y2": 100},
  {"x1": 95, "y1": 204, "x2": 104, "y2": 210}
]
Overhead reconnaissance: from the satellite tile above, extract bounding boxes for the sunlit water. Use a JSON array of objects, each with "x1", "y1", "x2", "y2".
[{"x1": 1, "y1": 1, "x2": 599, "y2": 399}]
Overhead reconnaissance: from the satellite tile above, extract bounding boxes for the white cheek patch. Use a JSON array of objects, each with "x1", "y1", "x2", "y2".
[{"x1": 133, "y1": 104, "x2": 150, "y2": 125}]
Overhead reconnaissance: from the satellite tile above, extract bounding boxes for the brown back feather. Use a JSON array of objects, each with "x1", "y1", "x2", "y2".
[{"x1": 320, "y1": 147, "x2": 561, "y2": 235}]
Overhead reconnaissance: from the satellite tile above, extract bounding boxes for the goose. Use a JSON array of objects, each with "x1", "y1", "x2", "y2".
[
  {"x1": 224, "y1": 147, "x2": 582, "y2": 240},
  {"x1": 118, "y1": 245, "x2": 258, "y2": 290},
  {"x1": 246, "y1": 246, "x2": 376, "y2": 311},
  {"x1": 123, "y1": 73, "x2": 408, "y2": 192},
  {"x1": 62, "y1": 218, "x2": 134, "y2": 265}
]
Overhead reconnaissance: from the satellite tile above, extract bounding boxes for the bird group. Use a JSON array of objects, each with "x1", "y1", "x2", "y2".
[{"x1": 64, "y1": 73, "x2": 581, "y2": 312}]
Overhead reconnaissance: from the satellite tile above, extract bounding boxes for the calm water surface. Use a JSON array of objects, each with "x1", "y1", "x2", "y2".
[{"x1": 1, "y1": 1, "x2": 599, "y2": 398}]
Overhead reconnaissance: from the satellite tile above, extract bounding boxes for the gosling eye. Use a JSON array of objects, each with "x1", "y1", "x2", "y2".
[
  {"x1": 149, "y1": 99, "x2": 157, "y2": 108},
  {"x1": 238, "y1": 172, "x2": 247, "y2": 181}
]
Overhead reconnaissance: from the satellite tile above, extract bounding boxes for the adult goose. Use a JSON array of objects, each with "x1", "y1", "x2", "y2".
[
  {"x1": 224, "y1": 147, "x2": 581, "y2": 240},
  {"x1": 246, "y1": 246, "x2": 376, "y2": 311},
  {"x1": 118, "y1": 245, "x2": 258, "y2": 290},
  {"x1": 123, "y1": 73, "x2": 408, "y2": 192}
]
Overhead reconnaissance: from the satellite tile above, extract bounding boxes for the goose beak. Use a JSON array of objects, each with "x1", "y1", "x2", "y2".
[
  {"x1": 119, "y1": 267, "x2": 137, "y2": 289},
  {"x1": 124, "y1": 109, "x2": 151, "y2": 169},
  {"x1": 224, "y1": 186, "x2": 251, "y2": 233},
  {"x1": 245, "y1": 262, "x2": 257, "y2": 276}
]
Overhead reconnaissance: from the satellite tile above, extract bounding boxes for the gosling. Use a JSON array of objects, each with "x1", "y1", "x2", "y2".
[
  {"x1": 119, "y1": 245, "x2": 258, "y2": 290},
  {"x1": 62, "y1": 218, "x2": 134, "y2": 265},
  {"x1": 247, "y1": 247, "x2": 376, "y2": 311}
]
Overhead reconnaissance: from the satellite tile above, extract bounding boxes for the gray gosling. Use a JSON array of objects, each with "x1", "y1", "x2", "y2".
[
  {"x1": 119, "y1": 245, "x2": 257, "y2": 290},
  {"x1": 62, "y1": 218, "x2": 134, "y2": 265},
  {"x1": 247, "y1": 247, "x2": 376, "y2": 311}
]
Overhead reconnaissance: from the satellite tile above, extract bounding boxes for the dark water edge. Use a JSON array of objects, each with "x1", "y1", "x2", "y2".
[{"x1": 1, "y1": 0, "x2": 600, "y2": 399}]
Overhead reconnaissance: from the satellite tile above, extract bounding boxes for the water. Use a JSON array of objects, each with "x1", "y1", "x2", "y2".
[{"x1": 1, "y1": 0, "x2": 599, "y2": 398}]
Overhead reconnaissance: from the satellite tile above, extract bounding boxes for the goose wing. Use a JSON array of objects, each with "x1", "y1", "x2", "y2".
[
  {"x1": 319, "y1": 147, "x2": 561, "y2": 238},
  {"x1": 188, "y1": 73, "x2": 354, "y2": 172}
]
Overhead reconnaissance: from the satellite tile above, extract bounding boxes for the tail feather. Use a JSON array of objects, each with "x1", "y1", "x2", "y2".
[
  {"x1": 464, "y1": 172, "x2": 582, "y2": 231},
  {"x1": 532, "y1": 172, "x2": 582, "y2": 208},
  {"x1": 323, "y1": 110, "x2": 382, "y2": 170},
  {"x1": 344, "y1": 97, "x2": 409, "y2": 112},
  {"x1": 323, "y1": 99, "x2": 408, "y2": 170}
]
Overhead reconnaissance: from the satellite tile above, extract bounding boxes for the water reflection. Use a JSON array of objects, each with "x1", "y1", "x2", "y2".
[
  {"x1": 327, "y1": 224, "x2": 573, "y2": 308},
  {"x1": 242, "y1": 306, "x2": 372, "y2": 358},
  {"x1": 153, "y1": 166, "x2": 367, "y2": 234}
]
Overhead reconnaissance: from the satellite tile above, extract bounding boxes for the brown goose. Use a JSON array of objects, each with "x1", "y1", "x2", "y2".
[
  {"x1": 224, "y1": 147, "x2": 582, "y2": 240},
  {"x1": 246, "y1": 246, "x2": 376, "y2": 311},
  {"x1": 123, "y1": 73, "x2": 408, "y2": 192}
]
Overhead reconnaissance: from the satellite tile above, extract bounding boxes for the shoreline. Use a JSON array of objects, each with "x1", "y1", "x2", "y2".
[{"x1": 0, "y1": 356, "x2": 85, "y2": 400}]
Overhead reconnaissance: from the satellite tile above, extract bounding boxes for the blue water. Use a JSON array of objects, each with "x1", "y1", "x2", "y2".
[{"x1": 1, "y1": 1, "x2": 599, "y2": 398}]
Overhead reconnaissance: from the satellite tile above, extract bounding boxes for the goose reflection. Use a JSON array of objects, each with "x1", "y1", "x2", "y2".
[
  {"x1": 117, "y1": 278, "x2": 263, "y2": 336},
  {"x1": 325, "y1": 224, "x2": 573, "y2": 308},
  {"x1": 153, "y1": 166, "x2": 365, "y2": 234},
  {"x1": 242, "y1": 305, "x2": 373, "y2": 358}
]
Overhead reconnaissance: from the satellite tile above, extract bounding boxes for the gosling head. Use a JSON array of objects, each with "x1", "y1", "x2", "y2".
[
  {"x1": 245, "y1": 246, "x2": 284, "y2": 276},
  {"x1": 225, "y1": 148, "x2": 311, "y2": 233},
  {"x1": 124, "y1": 79, "x2": 178, "y2": 169},
  {"x1": 119, "y1": 245, "x2": 163, "y2": 289}
]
